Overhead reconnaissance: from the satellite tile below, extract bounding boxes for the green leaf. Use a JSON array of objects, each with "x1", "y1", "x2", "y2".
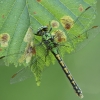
[{"x1": 0, "y1": 0, "x2": 97, "y2": 85}]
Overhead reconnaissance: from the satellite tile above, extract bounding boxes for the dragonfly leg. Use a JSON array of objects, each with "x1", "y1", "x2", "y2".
[{"x1": 48, "y1": 27, "x2": 52, "y2": 33}]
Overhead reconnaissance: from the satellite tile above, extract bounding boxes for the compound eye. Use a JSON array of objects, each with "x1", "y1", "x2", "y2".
[
  {"x1": 43, "y1": 27, "x2": 48, "y2": 31},
  {"x1": 36, "y1": 26, "x2": 48, "y2": 36},
  {"x1": 37, "y1": 30, "x2": 42, "y2": 36}
]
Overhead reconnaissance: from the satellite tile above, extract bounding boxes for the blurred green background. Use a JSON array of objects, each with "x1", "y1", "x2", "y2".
[{"x1": 0, "y1": 1, "x2": 100, "y2": 100}]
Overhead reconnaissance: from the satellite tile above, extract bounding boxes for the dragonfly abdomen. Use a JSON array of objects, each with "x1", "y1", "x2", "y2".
[{"x1": 51, "y1": 51, "x2": 83, "y2": 98}]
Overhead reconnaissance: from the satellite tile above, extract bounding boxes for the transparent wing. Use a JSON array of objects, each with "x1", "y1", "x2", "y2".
[
  {"x1": 73, "y1": 26, "x2": 100, "y2": 52},
  {"x1": 10, "y1": 66, "x2": 33, "y2": 84},
  {"x1": 61, "y1": 26, "x2": 100, "y2": 54}
]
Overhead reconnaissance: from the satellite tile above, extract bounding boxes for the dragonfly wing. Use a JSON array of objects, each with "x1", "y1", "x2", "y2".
[
  {"x1": 75, "y1": 26, "x2": 100, "y2": 51},
  {"x1": 59, "y1": 26, "x2": 100, "y2": 55},
  {"x1": 10, "y1": 66, "x2": 33, "y2": 84},
  {"x1": 65, "y1": 26, "x2": 100, "y2": 53}
]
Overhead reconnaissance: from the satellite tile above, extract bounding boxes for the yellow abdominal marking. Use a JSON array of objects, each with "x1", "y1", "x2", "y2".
[
  {"x1": 56, "y1": 54, "x2": 60, "y2": 60},
  {"x1": 78, "y1": 90, "x2": 81, "y2": 92},
  {"x1": 68, "y1": 74, "x2": 72, "y2": 80},
  {"x1": 72, "y1": 81, "x2": 76, "y2": 85},
  {"x1": 60, "y1": 61, "x2": 64, "y2": 66},
  {"x1": 64, "y1": 68, "x2": 69, "y2": 73},
  {"x1": 75, "y1": 86, "x2": 78, "y2": 89}
]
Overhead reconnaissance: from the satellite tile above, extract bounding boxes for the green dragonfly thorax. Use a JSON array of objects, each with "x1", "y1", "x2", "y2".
[
  {"x1": 42, "y1": 31, "x2": 59, "y2": 54},
  {"x1": 35, "y1": 26, "x2": 59, "y2": 53}
]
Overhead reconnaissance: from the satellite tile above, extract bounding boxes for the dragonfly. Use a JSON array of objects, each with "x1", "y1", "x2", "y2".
[
  {"x1": 0, "y1": 6, "x2": 99, "y2": 98},
  {"x1": 36, "y1": 26, "x2": 84, "y2": 98}
]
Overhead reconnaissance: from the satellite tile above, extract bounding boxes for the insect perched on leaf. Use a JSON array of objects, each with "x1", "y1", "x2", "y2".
[{"x1": 0, "y1": 6, "x2": 99, "y2": 99}]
